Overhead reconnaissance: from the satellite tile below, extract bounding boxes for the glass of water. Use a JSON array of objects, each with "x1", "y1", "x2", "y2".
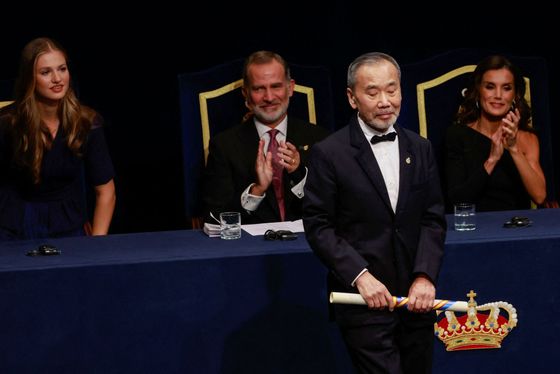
[
  {"x1": 454, "y1": 203, "x2": 476, "y2": 231},
  {"x1": 219, "y1": 212, "x2": 241, "y2": 239}
]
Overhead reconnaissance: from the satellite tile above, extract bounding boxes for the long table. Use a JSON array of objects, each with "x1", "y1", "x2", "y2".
[
  {"x1": 1, "y1": 209, "x2": 559, "y2": 373},
  {"x1": 434, "y1": 208, "x2": 560, "y2": 373}
]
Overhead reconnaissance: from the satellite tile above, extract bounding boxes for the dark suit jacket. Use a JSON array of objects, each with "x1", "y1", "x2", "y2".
[
  {"x1": 303, "y1": 116, "x2": 446, "y2": 326},
  {"x1": 202, "y1": 117, "x2": 330, "y2": 224}
]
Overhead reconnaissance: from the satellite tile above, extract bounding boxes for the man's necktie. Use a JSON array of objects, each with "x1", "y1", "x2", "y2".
[
  {"x1": 268, "y1": 129, "x2": 285, "y2": 221},
  {"x1": 370, "y1": 131, "x2": 397, "y2": 145}
]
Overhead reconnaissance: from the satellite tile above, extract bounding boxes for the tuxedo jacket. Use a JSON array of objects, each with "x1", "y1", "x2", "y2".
[
  {"x1": 303, "y1": 116, "x2": 446, "y2": 325},
  {"x1": 202, "y1": 117, "x2": 330, "y2": 224}
]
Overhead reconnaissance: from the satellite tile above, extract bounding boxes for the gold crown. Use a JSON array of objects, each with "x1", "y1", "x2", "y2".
[{"x1": 434, "y1": 290, "x2": 518, "y2": 351}]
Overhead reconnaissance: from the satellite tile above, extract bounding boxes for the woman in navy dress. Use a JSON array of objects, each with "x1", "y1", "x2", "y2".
[{"x1": 0, "y1": 37, "x2": 116, "y2": 240}]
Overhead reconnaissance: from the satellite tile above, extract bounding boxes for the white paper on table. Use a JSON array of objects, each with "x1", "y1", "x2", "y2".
[
  {"x1": 241, "y1": 219, "x2": 304, "y2": 236},
  {"x1": 203, "y1": 223, "x2": 221, "y2": 238}
]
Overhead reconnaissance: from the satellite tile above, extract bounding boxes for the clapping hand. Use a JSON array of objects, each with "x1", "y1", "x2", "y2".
[
  {"x1": 251, "y1": 139, "x2": 274, "y2": 196},
  {"x1": 501, "y1": 107, "x2": 520, "y2": 149}
]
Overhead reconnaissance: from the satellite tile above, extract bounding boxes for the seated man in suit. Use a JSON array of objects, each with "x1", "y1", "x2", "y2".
[{"x1": 201, "y1": 51, "x2": 330, "y2": 224}]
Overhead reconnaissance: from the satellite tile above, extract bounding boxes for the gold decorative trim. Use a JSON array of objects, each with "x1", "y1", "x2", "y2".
[
  {"x1": 294, "y1": 84, "x2": 317, "y2": 125},
  {"x1": 199, "y1": 79, "x2": 244, "y2": 163},
  {"x1": 199, "y1": 81, "x2": 316, "y2": 163},
  {"x1": 0, "y1": 100, "x2": 13, "y2": 109},
  {"x1": 416, "y1": 65, "x2": 476, "y2": 138}
]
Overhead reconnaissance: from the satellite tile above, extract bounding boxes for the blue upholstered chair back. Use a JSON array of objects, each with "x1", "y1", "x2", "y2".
[
  {"x1": 178, "y1": 59, "x2": 335, "y2": 227},
  {"x1": 400, "y1": 48, "x2": 555, "y2": 208}
]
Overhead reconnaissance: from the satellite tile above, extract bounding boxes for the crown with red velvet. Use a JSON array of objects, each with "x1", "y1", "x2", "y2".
[{"x1": 434, "y1": 290, "x2": 518, "y2": 351}]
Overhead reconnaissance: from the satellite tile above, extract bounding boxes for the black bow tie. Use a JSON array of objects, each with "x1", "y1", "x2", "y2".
[{"x1": 370, "y1": 132, "x2": 397, "y2": 145}]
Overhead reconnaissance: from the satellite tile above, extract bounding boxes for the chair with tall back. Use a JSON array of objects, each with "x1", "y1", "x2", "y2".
[
  {"x1": 399, "y1": 48, "x2": 556, "y2": 210},
  {"x1": 0, "y1": 79, "x2": 13, "y2": 109},
  {"x1": 178, "y1": 59, "x2": 336, "y2": 228}
]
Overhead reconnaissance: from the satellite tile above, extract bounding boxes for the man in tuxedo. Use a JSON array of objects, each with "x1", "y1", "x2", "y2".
[
  {"x1": 303, "y1": 52, "x2": 446, "y2": 373},
  {"x1": 202, "y1": 51, "x2": 330, "y2": 224}
]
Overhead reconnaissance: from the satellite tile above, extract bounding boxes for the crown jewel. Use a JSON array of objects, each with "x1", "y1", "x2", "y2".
[{"x1": 434, "y1": 290, "x2": 518, "y2": 351}]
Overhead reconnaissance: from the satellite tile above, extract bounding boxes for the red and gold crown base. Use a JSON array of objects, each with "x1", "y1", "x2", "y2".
[{"x1": 435, "y1": 312, "x2": 511, "y2": 351}]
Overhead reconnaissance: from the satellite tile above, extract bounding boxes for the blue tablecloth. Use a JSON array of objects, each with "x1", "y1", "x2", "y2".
[
  {"x1": 435, "y1": 209, "x2": 560, "y2": 373},
  {"x1": 1, "y1": 209, "x2": 559, "y2": 373}
]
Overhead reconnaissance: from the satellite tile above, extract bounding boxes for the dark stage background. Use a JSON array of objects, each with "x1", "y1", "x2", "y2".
[{"x1": 1, "y1": 7, "x2": 558, "y2": 234}]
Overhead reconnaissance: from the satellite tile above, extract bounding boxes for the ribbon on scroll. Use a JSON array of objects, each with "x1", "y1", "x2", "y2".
[{"x1": 329, "y1": 291, "x2": 468, "y2": 311}]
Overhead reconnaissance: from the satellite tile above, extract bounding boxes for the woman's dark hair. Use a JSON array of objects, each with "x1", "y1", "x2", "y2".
[{"x1": 455, "y1": 55, "x2": 533, "y2": 132}]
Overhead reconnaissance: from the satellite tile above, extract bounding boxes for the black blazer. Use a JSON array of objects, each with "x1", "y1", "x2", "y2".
[
  {"x1": 303, "y1": 116, "x2": 446, "y2": 324},
  {"x1": 202, "y1": 117, "x2": 330, "y2": 224}
]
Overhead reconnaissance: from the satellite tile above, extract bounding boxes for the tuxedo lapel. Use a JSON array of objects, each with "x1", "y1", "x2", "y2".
[
  {"x1": 395, "y1": 125, "x2": 413, "y2": 215},
  {"x1": 349, "y1": 120, "x2": 394, "y2": 213},
  {"x1": 236, "y1": 120, "x2": 260, "y2": 167},
  {"x1": 285, "y1": 117, "x2": 312, "y2": 155},
  {"x1": 285, "y1": 117, "x2": 300, "y2": 145}
]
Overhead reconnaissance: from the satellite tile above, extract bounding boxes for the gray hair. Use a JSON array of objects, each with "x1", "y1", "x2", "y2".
[
  {"x1": 347, "y1": 52, "x2": 401, "y2": 88},
  {"x1": 242, "y1": 50, "x2": 291, "y2": 90}
]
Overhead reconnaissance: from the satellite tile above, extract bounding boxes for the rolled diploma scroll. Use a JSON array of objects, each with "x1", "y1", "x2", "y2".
[{"x1": 329, "y1": 292, "x2": 469, "y2": 312}]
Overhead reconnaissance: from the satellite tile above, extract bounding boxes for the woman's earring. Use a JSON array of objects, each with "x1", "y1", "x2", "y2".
[{"x1": 475, "y1": 101, "x2": 479, "y2": 109}]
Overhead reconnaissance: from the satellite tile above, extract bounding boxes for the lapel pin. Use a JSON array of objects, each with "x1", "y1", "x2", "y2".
[{"x1": 405, "y1": 157, "x2": 411, "y2": 164}]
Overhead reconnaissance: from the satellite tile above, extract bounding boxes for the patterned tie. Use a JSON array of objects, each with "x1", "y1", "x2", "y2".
[{"x1": 268, "y1": 129, "x2": 285, "y2": 221}]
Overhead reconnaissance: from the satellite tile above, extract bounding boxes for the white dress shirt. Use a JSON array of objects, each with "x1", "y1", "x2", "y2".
[
  {"x1": 358, "y1": 115, "x2": 400, "y2": 212},
  {"x1": 352, "y1": 114, "x2": 401, "y2": 286}
]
